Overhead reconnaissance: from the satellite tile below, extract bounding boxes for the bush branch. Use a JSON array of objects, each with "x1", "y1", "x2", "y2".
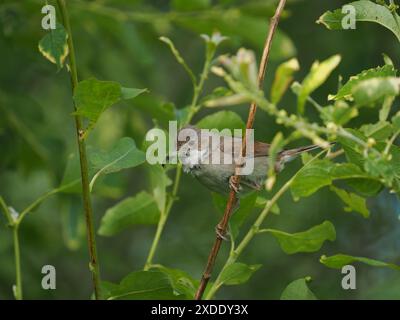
[
  {"x1": 56, "y1": 0, "x2": 102, "y2": 299},
  {"x1": 194, "y1": 0, "x2": 287, "y2": 300}
]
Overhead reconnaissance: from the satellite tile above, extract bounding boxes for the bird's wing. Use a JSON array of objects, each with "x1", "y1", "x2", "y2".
[{"x1": 253, "y1": 141, "x2": 271, "y2": 157}]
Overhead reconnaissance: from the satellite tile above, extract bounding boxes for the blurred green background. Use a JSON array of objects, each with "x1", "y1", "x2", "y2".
[{"x1": 1, "y1": 0, "x2": 400, "y2": 299}]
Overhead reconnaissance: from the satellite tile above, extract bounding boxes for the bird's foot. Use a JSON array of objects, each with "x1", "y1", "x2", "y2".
[
  {"x1": 229, "y1": 175, "x2": 241, "y2": 193},
  {"x1": 215, "y1": 223, "x2": 229, "y2": 241}
]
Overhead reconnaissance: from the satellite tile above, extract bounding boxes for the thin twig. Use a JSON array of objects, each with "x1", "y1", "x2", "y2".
[
  {"x1": 56, "y1": 0, "x2": 102, "y2": 299},
  {"x1": 194, "y1": 0, "x2": 287, "y2": 300}
]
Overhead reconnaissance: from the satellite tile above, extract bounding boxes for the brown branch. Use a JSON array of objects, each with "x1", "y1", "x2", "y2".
[{"x1": 194, "y1": 0, "x2": 287, "y2": 300}]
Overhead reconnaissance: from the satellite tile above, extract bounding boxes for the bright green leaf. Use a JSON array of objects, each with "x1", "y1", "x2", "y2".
[
  {"x1": 219, "y1": 263, "x2": 261, "y2": 285},
  {"x1": 266, "y1": 221, "x2": 336, "y2": 254},
  {"x1": 280, "y1": 277, "x2": 317, "y2": 300},
  {"x1": 330, "y1": 186, "x2": 370, "y2": 218},
  {"x1": 38, "y1": 23, "x2": 68, "y2": 69},
  {"x1": 98, "y1": 191, "x2": 160, "y2": 236},
  {"x1": 297, "y1": 55, "x2": 341, "y2": 114},
  {"x1": 352, "y1": 77, "x2": 400, "y2": 106},
  {"x1": 271, "y1": 58, "x2": 300, "y2": 104},
  {"x1": 317, "y1": 1, "x2": 400, "y2": 42},
  {"x1": 328, "y1": 65, "x2": 396, "y2": 101},
  {"x1": 320, "y1": 254, "x2": 400, "y2": 271}
]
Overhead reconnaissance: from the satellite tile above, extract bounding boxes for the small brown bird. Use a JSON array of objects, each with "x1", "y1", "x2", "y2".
[{"x1": 176, "y1": 126, "x2": 325, "y2": 194}]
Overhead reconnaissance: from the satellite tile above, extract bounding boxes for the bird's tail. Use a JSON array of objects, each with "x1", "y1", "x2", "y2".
[{"x1": 279, "y1": 143, "x2": 334, "y2": 163}]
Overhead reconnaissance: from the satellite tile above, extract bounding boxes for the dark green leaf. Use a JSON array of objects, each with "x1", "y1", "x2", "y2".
[{"x1": 98, "y1": 191, "x2": 160, "y2": 236}]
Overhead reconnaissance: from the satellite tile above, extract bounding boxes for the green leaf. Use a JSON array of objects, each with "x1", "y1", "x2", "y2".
[
  {"x1": 330, "y1": 186, "x2": 370, "y2": 218},
  {"x1": 266, "y1": 132, "x2": 286, "y2": 190},
  {"x1": 73, "y1": 78, "x2": 147, "y2": 132},
  {"x1": 317, "y1": 1, "x2": 400, "y2": 42},
  {"x1": 266, "y1": 221, "x2": 336, "y2": 254},
  {"x1": 392, "y1": 112, "x2": 400, "y2": 130},
  {"x1": 352, "y1": 77, "x2": 400, "y2": 106},
  {"x1": 151, "y1": 265, "x2": 197, "y2": 299},
  {"x1": 291, "y1": 160, "x2": 333, "y2": 198},
  {"x1": 104, "y1": 271, "x2": 181, "y2": 300},
  {"x1": 196, "y1": 111, "x2": 245, "y2": 131},
  {"x1": 291, "y1": 158, "x2": 380, "y2": 199},
  {"x1": 320, "y1": 254, "x2": 400, "y2": 271},
  {"x1": 360, "y1": 121, "x2": 393, "y2": 140},
  {"x1": 337, "y1": 128, "x2": 367, "y2": 168},
  {"x1": 89, "y1": 137, "x2": 146, "y2": 190},
  {"x1": 297, "y1": 55, "x2": 341, "y2": 114},
  {"x1": 38, "y1": 23, "x2": 68, "y2": 69},
  {"x1": 98, "y1": 191, "x2": 160, "y2": 236},
  {"x1": 219, "y1": 263, "x2": 261, "y2": 285},
  {"x1": 364, "y1": 153, "x2": 396, "y2": 185},
  {"x1": 148, "y1": 165, "x2": 172, "y2": 212},
  {"x1": 121, "y1": 87, "x2": 148, "y2": 100},
  {"x1": 280, "y1": 277, "x2": 317, "y2": 300},
  {"x1": 271, "y1": 58, "x2": 300, "y2": 104},
  {"x1": 329, "y1": 65, "x2": 396, "y2": 101},
  {"x1": 320, "y1": 101, "x2": 358, "y2": 125}
]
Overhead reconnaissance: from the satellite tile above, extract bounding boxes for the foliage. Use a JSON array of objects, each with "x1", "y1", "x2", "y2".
[{"x1": 1, "y1": 0, "x2": 400, "y2": 300}]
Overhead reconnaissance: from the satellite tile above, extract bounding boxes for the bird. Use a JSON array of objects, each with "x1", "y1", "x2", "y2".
[{"x1": 176, "y1": 126, "x2": 327, "y2": 195}]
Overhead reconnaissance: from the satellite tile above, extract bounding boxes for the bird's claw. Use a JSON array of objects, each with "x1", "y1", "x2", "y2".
[
  {"x1": 215, "y1": 224, "x2": 229, "y2": 241},
  {"x1": 229, "y1": 176, "x2": 241, "y2": 194}
]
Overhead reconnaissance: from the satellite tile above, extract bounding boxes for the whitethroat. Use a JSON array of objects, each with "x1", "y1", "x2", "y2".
[{"x1": 175, "y1": 126, "x2": 328, "y2": 195}]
